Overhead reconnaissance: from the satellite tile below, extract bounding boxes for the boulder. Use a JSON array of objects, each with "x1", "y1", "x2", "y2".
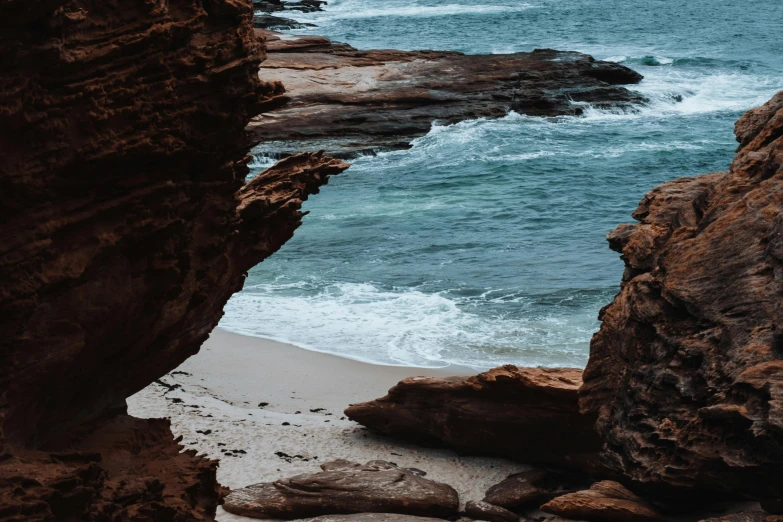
[
  {"x1": 306, "y1": 515, "x2": 448, "y2": 522},
  {"x1": 223, "y1": 460, "x2": 459, "y2": 519},
  {"x1": 346, "y1": 366, "x2": 603, "y2": 472},
  {"x1": 540, "y1": 481, "x2": 664, "y2": 522},
  {"x1": 464, "y1": 500, "x2": 519, "y2": 522},
  {"x1": 484, "y1": 468, "x2": 589, "y2": 509}
]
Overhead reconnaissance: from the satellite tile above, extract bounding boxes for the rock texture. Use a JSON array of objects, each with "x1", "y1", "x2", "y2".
[
  {"x1": 540, "y1": 481, "x2": 664, "y2": 522},
  {"x1": 579, "y1": 91, "x2": 783, "y2": 501},
  {"x1": 484, "y1": 469, "x2": 588, "y2": 510},
  {"x1": 305, "y1": 515, "x2": 448, "y2": 522},
  {"x1": 223, "y1": 460, "x2": 460, "y2": 519},
  {"x1": 464, "y1": 500, "x2": 519, "y2": 522},
  {"x1": 249, "y1": 31, "x2": 645, "y2": 156},
  {"x1": 0, "y1": 0, "x2": 347, "y2": 519},
  {"x1": 345, "y1": 366, "x2": 602, "y2": 472}
]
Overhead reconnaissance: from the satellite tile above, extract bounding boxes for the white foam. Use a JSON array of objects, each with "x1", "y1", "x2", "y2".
[
  {"x1": 295, "y1": 0, "x2": 538, "y2": 22},
  {"x1": 220, "y1": 281, "x2": 594, "y2": 370}
]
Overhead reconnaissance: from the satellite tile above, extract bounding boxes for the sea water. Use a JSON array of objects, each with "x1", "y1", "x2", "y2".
[{"x1": 220, "y1": 0, "x2": 783, "y2": 369}]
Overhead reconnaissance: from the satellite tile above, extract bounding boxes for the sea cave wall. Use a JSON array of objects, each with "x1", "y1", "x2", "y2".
[{"x1": 0, "y1": 1, "x2": 346, "y2": 519}]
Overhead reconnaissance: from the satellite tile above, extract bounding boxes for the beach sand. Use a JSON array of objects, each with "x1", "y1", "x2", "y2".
[{"x1": 127, "y1": 328, "x2": 526, "y2": 521}]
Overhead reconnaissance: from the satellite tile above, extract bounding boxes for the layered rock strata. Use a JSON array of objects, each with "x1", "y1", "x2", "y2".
[
  {"x1": 345, "y1": 366, "x2": 602, "y2": 472},
  {"x1": 0, "y1": 0, "x2": 347, "y2": 518},
  {"x1": 249, "y1": 31, "x2": 645, "y2": 157},
  {"x1": 540, "y1": 481, "x2": 664, "y2": 522},
  {"x1": 579, "y1": 91, "x2": 783, "y2": 501}
]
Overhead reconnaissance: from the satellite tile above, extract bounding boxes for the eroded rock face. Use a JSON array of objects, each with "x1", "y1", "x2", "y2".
[
  {"x1": 579, "y1": 91, "x2": 783, "y2": 500},
  {"x1": 249, "y1": 31, "x2": 644, "y2": 157},
  {"x1": 223, "y1": 460, "x2": 460, "y2": 519},
  {"x1": 0, "y1": 0, "x2": 347, "y2": 518},
  {"x1": 345, "y1": 366, "x2": 602, "y2": 472},
  {"x1": 540, "y1": 481, "x2": 664, "y2": 522}
]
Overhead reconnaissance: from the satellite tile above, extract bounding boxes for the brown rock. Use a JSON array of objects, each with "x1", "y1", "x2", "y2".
[
  {"x1": 345, "y1": 366, "x2": 602, "y2": 471},
  {"x1": 250, "y1": 30, "x2": 644, "y2": 157},
  {"x1": 484, "y1": 469, "x2": 588, "y2": 509},
  {"x1": 465, "y1": 500, "x2": 519, "y2": 522},
  {"x1": 223, "y1": 460, "x2": 460, "y2": 519},
  {"x1": 700, "y1": 513, "x2": 783, "y2": 522},
  {"x1": 541, "y1": 481, "x2": 664, "y2": 522},
  {"x1": 307, "y1": 515, "x2": 450, "y2": 522},
  {"x1": 579, "y1": 91, "x2": 783, "y2": 499},
  {"x1": 0, "y1": 0, "x2": 347, "y2": 519}
]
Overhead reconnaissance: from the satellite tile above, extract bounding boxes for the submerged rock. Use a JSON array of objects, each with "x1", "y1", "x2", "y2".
[
  {"x1": 223, "y1": 459, "x2": 460, "y2": 519},
  {"x1": 250, "y1": 31, "x2": 645, "y2": 156},
  {"x1": 540, "y1": 481, "x2": 664, "y2": 522},
  {"x1": 345, "y1": 366, "x2": 603, "y2": 472},
  {"x1": 579, "y1": 91, "x2": 783, "y2": 500},
  {"x1": 484, "y1": 468, "x2": 589, "y2": 509}
]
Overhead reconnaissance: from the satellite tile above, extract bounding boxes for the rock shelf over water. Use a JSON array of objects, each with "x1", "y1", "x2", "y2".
[{"x1": 249, "y1": 30, "x2": 645, "y2": 157}]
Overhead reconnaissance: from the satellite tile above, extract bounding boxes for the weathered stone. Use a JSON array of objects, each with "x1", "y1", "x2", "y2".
[
  {"x1": 484, "y1": 469, "x2": 588, "y2": 509},
  {"x1": 249, "y1": 31, "x2": 644, "y2": 157},
  {"x1": 579, "y1": 91, "x2": 783, "y2": 499},
  {"x1": 541, "y1": 481, "x2": 664, "y2": 522},
  {"x1": 0, "y1": 1, "x2": 347, "y2": 518},
  {"x1": 223, "y1": 460, "x2": 460, "y2": 519},
  {"x1": 306, "y1": 515, "x2": 449, "y2": 522},
  {"x1": 465, "y1": 500, "x2": 519, "y2": 522},
  {"x1": 345, "y1": 366, "x2": 602, "y2": 472},
  {"x1": 700, "y1": 513, "x2": 783, "y2": 522}
]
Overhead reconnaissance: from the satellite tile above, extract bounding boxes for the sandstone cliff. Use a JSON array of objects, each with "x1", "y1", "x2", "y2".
[
  {"x1": 579, "y1": 91, "x2": 783, "y2": 501},
  {"x1": 0, "y1": 1, "x2": 347, "y2": 519}
]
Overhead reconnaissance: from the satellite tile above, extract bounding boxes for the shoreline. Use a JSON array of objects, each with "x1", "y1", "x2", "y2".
[
  {"x1": 127, "y1": 328, "x2": 524, "y2": 521},
  {"x1": 217, "y1": 326, "x2": 480, "y2": 373}
]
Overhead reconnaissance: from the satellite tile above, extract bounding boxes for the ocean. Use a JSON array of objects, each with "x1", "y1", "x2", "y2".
[{"x1": 220, "y1": 0, "x2": 783, "y2": 369}]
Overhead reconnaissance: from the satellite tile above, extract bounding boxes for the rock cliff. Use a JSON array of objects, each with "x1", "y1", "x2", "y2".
[
  {"x1": 0, "y1": 1, "x2": 347, "y2": 519},
  {"x1": 579, "y1": 91, "x2": 783, "y2": 501}
]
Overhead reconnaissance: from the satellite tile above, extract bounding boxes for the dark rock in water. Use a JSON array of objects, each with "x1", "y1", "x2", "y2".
[
  {"x1": 254, "y1": 0, "x2": 326, "y2": 13},
  {"x1": 579, "y1": 91, "x2": 783, "y2": 501},
  {"x1": 307, "y1": 515, "x2": 450, "y2": 522},
  {"x1": 223, "y1": 459, "x2": 459, "y2": 519},
  {"x1": 541, "y1": 481, "x2": 665, "y2": 522},
  {"x1": 464, "y1": 500, "x2": 519, "y2": 522},
  {"x1": 484, "y1": 469, "x2": 589, "y2": 509},
  {"x1": 255, "y1": 14, "x2": 317, "y2": 30},
  {"x1": 345, "y1": 366, "x2": 603, "y2": 473},
  {"x1": 250, "y1": 30, "x2": 645, "y2": 157}
]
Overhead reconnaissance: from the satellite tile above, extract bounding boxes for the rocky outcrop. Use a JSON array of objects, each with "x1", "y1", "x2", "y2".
[
  {"x1": 0, "y1": 0, "x2": 347, "y2": 518},
  {"x1": 249, "y1": 31, "x2": 645, "y2": 157},
  {"x1": 223, "y1": 460, "x2": 460, "y2": 519},
  {"x1": 345, "y1": 366, "x2": 602, "y2": 472},
  {"x1": 579, "y1": 91, "x2": 783, "y2": 501},
  {"x1": 540, "y1": 481, "x2": 664, "y2": 522}
]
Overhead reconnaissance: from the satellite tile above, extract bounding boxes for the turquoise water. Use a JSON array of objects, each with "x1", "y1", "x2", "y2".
[{"x1": 221, "y1": 0, "x2": 783, "y2": 369}]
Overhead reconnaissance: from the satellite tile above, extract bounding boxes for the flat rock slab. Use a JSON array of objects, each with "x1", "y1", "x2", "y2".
[
  {"x1": 250, "y1": 30, "x2": 645, "y2": 156},
  {"x1": 541, "y1": 481, "x2": 664, "y2": 522},
  {"x1": 223, "y1": 459, "x2": 459, "y2": 519},
  {"x1": 484, "y1": 468, "x2": 588, "y2": 509}
]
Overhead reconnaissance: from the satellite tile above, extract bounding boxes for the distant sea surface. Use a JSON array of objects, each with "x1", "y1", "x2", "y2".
[{"x1": 220, "y1": 0, "x2": 783, "y2": 369}]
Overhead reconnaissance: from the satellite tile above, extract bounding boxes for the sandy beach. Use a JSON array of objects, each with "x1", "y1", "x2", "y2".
[{"x1": 127, "y1": 328, "x2": 526, "y2": 521}]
